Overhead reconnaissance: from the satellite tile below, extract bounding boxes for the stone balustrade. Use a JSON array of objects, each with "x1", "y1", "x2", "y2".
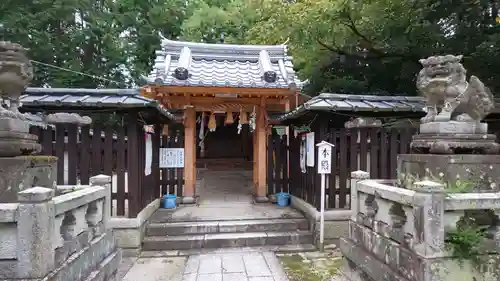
[
  {"x1": 0, "y1": 174, "x2": 119, "y2": 281},
  {"x1": 353, "y1": 178, "x2": 418, "y2": 253},
  {"x1": 342, "y1": 171, "x2": 500, "y2": 281}
]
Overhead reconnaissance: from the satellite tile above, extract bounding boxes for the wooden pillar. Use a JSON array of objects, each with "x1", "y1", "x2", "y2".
[
  {"x1": 314, "y1": 117, "x2": 328, "y2": 208},
  {"x1": 255, "y1": 100, "x2": 268, "y2": 202},
  {"x1": 126, "y1": 114, "x2": 140, "y2": 217},
  {"x1": 253, "y1": 127, "x2": 258, "y2": 186},
  {"x1": 152, "y1": 124, "x2": 162, "y2": 200},
  {"x1": 183, "y1": 106, "x2": 196, "y2": 204}
]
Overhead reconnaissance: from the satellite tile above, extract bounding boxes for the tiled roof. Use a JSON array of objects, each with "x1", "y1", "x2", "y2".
[
  {"x1": 146, "y1": 39, "x2": 304, "y2": 89},
  {"x1": 274, "y1": 93, "x2": 426, "y2": 121},
  {"x1": 20, "y1": 88, "x2": 177, "y2": 121},
  {"x1": 274, "y1": 92, "x2": 500, "y2": 122}
]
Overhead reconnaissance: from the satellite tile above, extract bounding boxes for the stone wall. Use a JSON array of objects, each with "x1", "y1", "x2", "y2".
[
  {"x1": 341, "y1": 175, "x2": 500, "y2": 281},
  {"x1": 0, "y1": 175, "x2": 120, "y2": 281},
  {"x1": 110, "y1": 198, "x2": 160, "y2": 257},
  {"x1": 291, "y1": 195, "x2": 351, "y2": 247}
]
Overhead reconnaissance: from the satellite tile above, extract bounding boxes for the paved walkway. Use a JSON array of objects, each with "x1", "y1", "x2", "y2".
[
  {"x1": 119, "y1": 169, "x2": 294, "y2": 281},
  {"x1": 183, "y1": 251, "x2": 288, "y2": 281},
  {"x1": 197, "y1": 169, "x2": 254, "y2": 205},
  {"x1": 119, "y1": 250, "x2": 289, "y2": 281}
]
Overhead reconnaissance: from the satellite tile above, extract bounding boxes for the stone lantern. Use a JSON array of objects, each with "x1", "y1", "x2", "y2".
[
  {"x1": 0, "y1": 41, "x2": 41, "y2": 157},
  {"x1": 0, "y1": 41, "x2": 92, "y2": 202}
]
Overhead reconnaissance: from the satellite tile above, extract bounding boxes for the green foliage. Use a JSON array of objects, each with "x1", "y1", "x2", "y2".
[
  {"x1": 445, "y1": 179, "x2": 475, "y2": 194},
  {"x1": 2, "y1": 0, "x2": 500, "y2": 98},
  {"x1": 0, "y1": 0, "x2": 194, "y2": 87},
  {"x1": 246, "y1": 0, "x2": 500, "y2": 96},
  {"x1": 445, "y1": 217, "x2": 487, "y2": 266}
]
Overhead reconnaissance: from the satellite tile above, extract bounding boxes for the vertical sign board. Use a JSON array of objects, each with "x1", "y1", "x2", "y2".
[
  {"x1": 317, "y1": 141, "x2": 333, "y2": 174},
  {"x1": 159, "y1": 148, "x2": 185, "y2": 168},
  {"x1": 144, "y1": 134, "x2": 152, "y2": 175},
  {"x1": 316, "y1": 141, "x2": 335, "y2": 251},
  {"x1": 299, "y1": 135, "x2": 306, "y2": 173},
  {"x1": 306, "y1": 132, "x2": 315, "y2": 167}
]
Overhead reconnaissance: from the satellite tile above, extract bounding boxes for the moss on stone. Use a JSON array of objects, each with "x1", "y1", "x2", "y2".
[
  {"x1": 21, "y1": 155, "x2": 57, "y2": 162},
  {"x1": 278, "y1": 253, "x2": 343, "y2": 281}
]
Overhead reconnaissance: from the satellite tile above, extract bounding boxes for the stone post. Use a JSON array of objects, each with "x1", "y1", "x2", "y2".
[
  {"x1": 411, "y1": 180, "x2": 446, "y2": 258},
  {"x1": 90, "y1": 174, "x2": 112, "y2": 230},
  {"x1": 16, "y1": 187, "x2": 55, "y2": 279},
  {"x1": 350, "y1": 170, "x2": 370, "y2": 221},
  {"x1": 494, "y1": 211, "x2": 500, "y2": 249}
]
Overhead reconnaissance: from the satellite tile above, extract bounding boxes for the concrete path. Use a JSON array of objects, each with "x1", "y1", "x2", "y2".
[{"x1": 182, "y1": 251, "x2": 288, "y2": 281}]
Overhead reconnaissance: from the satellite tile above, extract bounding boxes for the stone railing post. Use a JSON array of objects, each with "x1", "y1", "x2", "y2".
[
  {"x1": 350, "y1": 170, "x2": 370, "y2": 221},
  {"x1": 16, "y1": 187, "x2": 56, "y2": 279},
  {"x1": 90, "y1": 174, "x2": 112, "y2": 229},
  {"x1": 412, "y1": 180, "x2": 446, "y2": 257}
]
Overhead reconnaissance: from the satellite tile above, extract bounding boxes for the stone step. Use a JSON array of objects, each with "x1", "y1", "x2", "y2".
[
  {"x1": 140, "y1": 244, "x2": 317, "y2": 257},
  {"x1": 142, "y1": 230, "x2": 313, "y2": 251},
  {"x1": 146, "y1": 218, "x2": 309, "y2": 236},
  {"x1": 149, "y1": 208, "x2": 305, "y2": 223}
]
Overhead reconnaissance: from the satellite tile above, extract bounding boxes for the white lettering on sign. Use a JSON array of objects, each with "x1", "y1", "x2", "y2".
[{"x1": 159, "y1": 148, "x2": 185, "y2": 168}]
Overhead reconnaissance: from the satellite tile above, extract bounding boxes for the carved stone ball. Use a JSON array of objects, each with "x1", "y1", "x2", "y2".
[{"x1": 0, "y1": 41, "x2": 33, "y2": 100}]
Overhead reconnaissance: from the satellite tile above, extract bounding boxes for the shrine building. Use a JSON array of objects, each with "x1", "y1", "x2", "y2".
[{"x1": 140, "y1": 38, "x2": 304, "y2": 203}]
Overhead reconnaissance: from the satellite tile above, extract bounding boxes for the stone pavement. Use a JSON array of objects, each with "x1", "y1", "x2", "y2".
[
  {"x1": 183, "y1": 251, "x2": 288, "y2": 281},
  {"x1": 118, "y1": 250, "x2": 290, "y2": 281},
  {"x1": 120, "y1": 256, "x2": 186, "y2": 281}
]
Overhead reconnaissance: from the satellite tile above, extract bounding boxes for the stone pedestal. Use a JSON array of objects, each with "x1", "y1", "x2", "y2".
[
  {"x1": 397, "y1": 154, "x2": 500, "y2": 191},
  {"x1": 0, "y1": 118, "x2": 41, "y2": 157},
  {"x1": 0, "y1": 156, "x2": 57, "y2": 202},
  {"x1": 410, "y1": 121, "x2": 499, "y2": 154}
]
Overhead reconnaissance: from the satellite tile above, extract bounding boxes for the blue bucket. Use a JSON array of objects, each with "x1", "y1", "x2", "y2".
[
  {"x1": 276, "y1": 192, "x2": 291, "y2": 207},
  {"x1": 163, "y1": 194, "x2": 177, "y2": 209}
]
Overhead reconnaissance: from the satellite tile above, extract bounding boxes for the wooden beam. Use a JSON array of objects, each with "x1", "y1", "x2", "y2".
[
  {"x1": 160, "y1": 95, "x2": 285, "y2": 106},
  {"x1": 148, "y1": 85, "x2": 298, "y2": 96}
]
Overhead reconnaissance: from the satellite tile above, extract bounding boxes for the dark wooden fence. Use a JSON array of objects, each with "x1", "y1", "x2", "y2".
[
  {"x1": 267, "y1": 134, "x2": 289, "y2": 196},
  {"x1": 30, "y1": 117, "x2": 183, "y2": 218},
  {"x1": 160, "y1": 132, "x2": 185, "y2": 197},
  {"x1": 268, "y1": 127, "x2": 416, "y2": 211}
]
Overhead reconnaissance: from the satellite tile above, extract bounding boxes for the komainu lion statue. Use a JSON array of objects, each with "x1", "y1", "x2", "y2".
[{"x1": 417, "y1": 54, "x2": 494, "y2": 123}]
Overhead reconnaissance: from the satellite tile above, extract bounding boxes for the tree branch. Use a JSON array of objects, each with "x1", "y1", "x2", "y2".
[
  {"x1": 316, "y1": 39, "x2": 418, "y2": 63},
  {"x1": 329, "y1": 5, "x2": 421, "y2": 64}
]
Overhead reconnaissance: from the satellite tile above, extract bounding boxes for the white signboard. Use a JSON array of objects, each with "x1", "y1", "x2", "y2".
[
  {"x1": 317, "y1": 141, "x2": 334, "y2": 174},
  {"x1": 144, "y1": 134, "x2": 152, "y2": 175},
  {"x1": 316, "y1": 140, "x2": 335, "y2": 251},
  {"x1": 306, "y1": 132, "x2": 315, "y2": 167},
  {"x1": 159, "y1": 148, "x2": 185, "y2": 168},
  {"x1": 300, "y1": 135, "x2": 306, "y2": 173}
]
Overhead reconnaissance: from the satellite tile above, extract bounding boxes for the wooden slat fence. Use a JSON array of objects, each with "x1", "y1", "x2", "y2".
[
  {"x1": 267, "y1": 134, "x2": 289, "y2": 196},
  {"x1": 30, "y1": 117, "x2": 171, "y2": 218},
  {"x1": 160, "y1": 130, "x2": 185, "y2": 197},
  {"x1": 269, "y1": 127, "x2": 416, "y2": 211}
]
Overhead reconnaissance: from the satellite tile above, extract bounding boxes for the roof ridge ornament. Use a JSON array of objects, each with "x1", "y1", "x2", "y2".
[
  {"x1": 281, "y1": 38, "x2": 289, "y2": 57},
  {"x1": 259, "y1": 50, "x2": 277, "y2": 83},
  {"x1": 173, "y1": 46, "x2": 192, "y2": 80}
]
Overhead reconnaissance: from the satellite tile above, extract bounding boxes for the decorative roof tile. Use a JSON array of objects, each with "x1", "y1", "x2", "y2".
[{"x1": 146, "y1": 39, "x2": 303, "y2": 89}]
